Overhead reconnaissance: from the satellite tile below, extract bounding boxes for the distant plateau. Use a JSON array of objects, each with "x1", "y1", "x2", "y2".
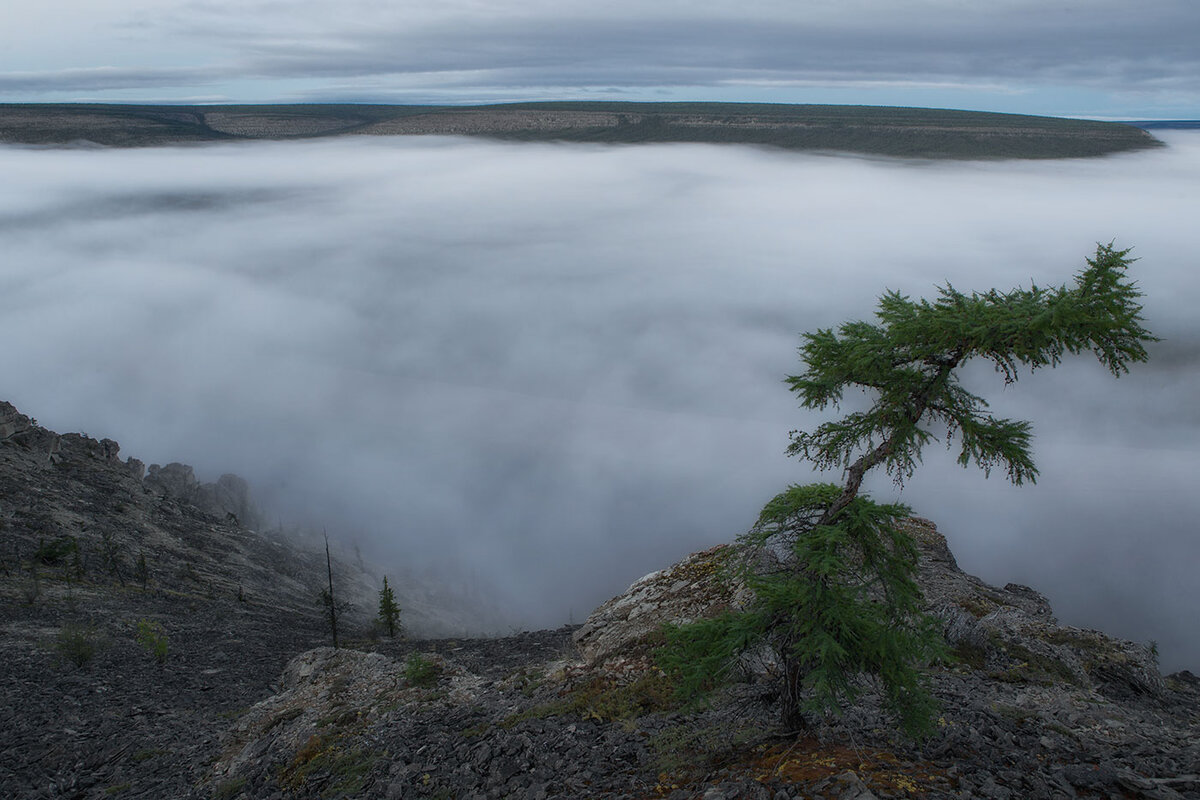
[{"x1": 0, "y1": 101, "x2": 1164, "y2": 159}]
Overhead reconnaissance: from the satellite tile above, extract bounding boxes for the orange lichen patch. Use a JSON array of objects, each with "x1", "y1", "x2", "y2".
[
  {"x1": 660, "y1": 544, "x2": 733, "y2": 584},
  {"x1": 279, "y1": 734, "x2": 328, "y2": 789},
  {"x1": 645, "y1": 738, "x2": 952, "y2": 798},
  {"x1": 749, "y1": 739, "x2": 948, "y2": 796}
]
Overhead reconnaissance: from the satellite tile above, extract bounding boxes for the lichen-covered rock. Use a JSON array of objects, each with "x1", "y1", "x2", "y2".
[
  {"x1": 573, "y1": 544, "x2": 750, "y2": 667},
  {"x1": 205, "y1": 631, "x2": 669, "y2": 800},
  {"x1": 904, "y1": 518, "x2": 1164, "y2": 700},
  {"x1": 903, "y1": 517, "x2": 1056, "y2": 623}
]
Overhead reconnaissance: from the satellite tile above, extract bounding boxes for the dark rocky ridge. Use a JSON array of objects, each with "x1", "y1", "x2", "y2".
[
  {"x1": 0, "y1": 400, "x2": 380, "y2": 798},
  {"x1": 0, "y1": 400, "x2": 374, "y2": 618},
  {"x1": 3, "y1": 400, "x2": 1198, "y2": 799}
]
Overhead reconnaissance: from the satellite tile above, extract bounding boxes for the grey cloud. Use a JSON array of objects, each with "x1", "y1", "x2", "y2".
[
  {"x1": 4, "y1": 2, "x2": 1198, "y2": 104},
  {"x1": 0, "y1": 66, "x2": 223, "y2": 93},
  {"x1": 1, "y1": 133, "x2": 1198, "y2": 669},
  {"x1": 228, "y1": 10, "x2": 1200, "y2": 92}
]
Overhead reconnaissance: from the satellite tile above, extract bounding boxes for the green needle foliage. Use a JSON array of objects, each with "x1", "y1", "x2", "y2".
[
  {"x1": 378, "y1": 576, "x2": 401, "y2": 638},
  {"x1": 659, "y1": 244, "x2": 1154, "y2": 739},
  {"x1": 403, "y1": 653, "x2": 441, "y2": 687},
  {"x1": 135, "y1": 619, "x2": 169, "y2": 665},
  {"x1": 746, "y1": 485, "x2": 943, "y2": 738},
  {"x1": 789, "y1": 243, "x2": 1155, "y2": 521}
]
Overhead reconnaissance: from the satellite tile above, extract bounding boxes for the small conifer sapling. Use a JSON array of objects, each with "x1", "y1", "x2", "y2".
[
  {"x1": 378, "y1": 576, "x2": 401, "y2": 638},
  {"x1": 135, "y1": 551, "x2": 149, "y2": 589}
]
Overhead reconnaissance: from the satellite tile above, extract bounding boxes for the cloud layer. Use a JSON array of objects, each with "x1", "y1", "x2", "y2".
[
  {"x1": 2, "y1": 133, "x2": 1199, "y2": 667},
  {"x1": 2, "y1": 1, "x2": 1198, "y2": 115}
]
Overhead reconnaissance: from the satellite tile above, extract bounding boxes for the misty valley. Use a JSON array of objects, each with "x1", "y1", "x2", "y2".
[
  {"x1": 3, "y1": 130, "x2": 1198, "y2": 664},
  {"x1": 3, "y1": 123, "x2": 1200, "y2": 799}
]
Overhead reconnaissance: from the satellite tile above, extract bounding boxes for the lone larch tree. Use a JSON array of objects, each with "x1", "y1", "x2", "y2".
[{"x1": 659, "y1": 243, "x2": 1155, "y2": 738}]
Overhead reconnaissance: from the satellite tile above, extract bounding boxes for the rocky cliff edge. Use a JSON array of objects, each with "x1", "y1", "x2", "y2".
[{"x1": 204, "y1": 519, "x2": 1199, "y2": 799}]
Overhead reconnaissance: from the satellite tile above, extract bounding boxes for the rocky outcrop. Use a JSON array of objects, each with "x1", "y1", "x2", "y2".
[
  {"x1": 0, "y1": 401, "x2": 34, "y2": 440},
  {"x1": 201, "y1": 518, "x2": 1199, "y2": 799},
  {"x1": 560, "y1": 517, "x2": 1199, "y2": 799},
  {"x1": 0, "y1": 402, "x2": 262, "y2": 529},
  {"x1": 145, "y1": 462, "x2": 263, "y2": 529},
  {"x1": 576, "y1": 517, "x2": 1167, "y2": 705},
  {"x1": 0, "y1": 401, "x2": 60, "y2": 466},
  {"x1": 903, "y1": 517, "x2": 1166, "y2": 701}
]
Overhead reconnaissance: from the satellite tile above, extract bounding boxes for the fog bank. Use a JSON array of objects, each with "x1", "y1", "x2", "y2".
[{"x1": 2, "y1": 133, "x2": 1198, "y2": 668}]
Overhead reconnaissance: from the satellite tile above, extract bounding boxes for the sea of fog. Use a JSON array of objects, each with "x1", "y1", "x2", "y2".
[{"x1": 1, "y1": 132, "x2": 1197, "y2": 668}]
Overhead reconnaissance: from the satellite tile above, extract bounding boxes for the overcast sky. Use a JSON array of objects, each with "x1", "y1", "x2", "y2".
[
  {"x1": 1, "y1": 1, "x2": 1198, "y2": 118},
  {"x1": 2, "y1": 133, "x2": 1198, "y2": 667}
]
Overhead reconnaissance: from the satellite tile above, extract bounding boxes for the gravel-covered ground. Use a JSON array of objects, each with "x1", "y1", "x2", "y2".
[
  {"x1": 5, "y1": 586, "x2": 1199, "y2": 800},
  {"x1": 0, "y1": 586, "x2": 331, "y2": 799},
  {"x1": 202, "y1": 628, "x2": 1200, "y2": 800}
]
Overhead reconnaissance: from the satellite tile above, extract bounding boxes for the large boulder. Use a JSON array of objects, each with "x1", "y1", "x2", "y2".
[
  {"x1": 211, "y1": 646, "x2": 484, "y2": 793},
  {"x1": 573, "y1": 544, "x2": 750, "y2": 668}
]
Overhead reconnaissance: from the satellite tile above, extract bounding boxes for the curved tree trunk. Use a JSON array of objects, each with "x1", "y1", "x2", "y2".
[{"x1": 780, "y1": 654, "x2": 809, "y2": 732}]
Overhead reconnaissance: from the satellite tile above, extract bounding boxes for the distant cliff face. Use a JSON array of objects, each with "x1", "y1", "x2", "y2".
[
  {"x1": 1, "y1": 399, "x2": 382, "y2": 799},
  {"x1": 0, "y1": 400, "x2": 261, "y2": 528},
  {"x1": 0, "y1": 399, "x2": 508, "y2": 639},
  {"x1": 0, "y1": 400, "x2": 371, "y2": 616},
  {"x1": 0, "y1": 399, "x2": 516, "y2": 798}
]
